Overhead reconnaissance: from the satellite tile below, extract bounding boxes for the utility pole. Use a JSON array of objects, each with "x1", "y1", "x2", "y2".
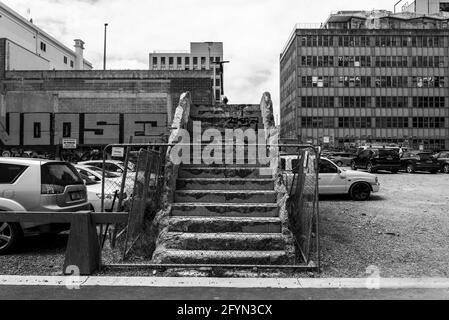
[{"x1": 103, "y1": 23, "x2": 108, "y2": 70}]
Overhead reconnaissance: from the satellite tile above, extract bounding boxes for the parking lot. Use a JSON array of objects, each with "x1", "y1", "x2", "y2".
[{"x1": 0, "y1": 169, "x2": 448, "y2": 278}]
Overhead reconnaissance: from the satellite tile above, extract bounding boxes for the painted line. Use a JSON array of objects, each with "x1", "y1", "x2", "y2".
[{"x1": 1, "y1": 276, "x2": 449, "y2": 289}]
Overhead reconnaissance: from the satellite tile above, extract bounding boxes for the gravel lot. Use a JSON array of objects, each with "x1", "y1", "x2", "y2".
[{"x1": 1, "y1": 170, "x2": 448, "y2": 277}]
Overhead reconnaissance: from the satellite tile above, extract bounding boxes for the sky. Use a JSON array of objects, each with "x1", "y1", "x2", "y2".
[{"x1": 3, "y1": 0, "x2": 398, "y2": 115}]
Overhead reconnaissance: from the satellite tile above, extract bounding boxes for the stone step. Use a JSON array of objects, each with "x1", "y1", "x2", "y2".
[
  {"x1": 174, "y1": 190, "x2": 277, "y2": 204},
  {"x1": 186, "y1": 157, "x2": 273, "y2": 166},
  {"x1": 176, "y1": 178, "x2": 275, "y2": 191},
  {"x1": 152, "y1": 249, "x2": 292, "y2": 265},
  {"x1": 179, "y1": 166, "x2": 273, "y2": 179},
  {"x1": 171, "y1": 203, "x2": 279, "y2": 217},
  {"x1": 166, "y1": 216, "x2": 282, "y2": 234},
  {"x1": 158, "y1": 232, "x2": 288, "y2": 251}
]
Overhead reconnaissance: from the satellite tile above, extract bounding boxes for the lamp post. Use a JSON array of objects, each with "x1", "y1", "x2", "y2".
[{"x1": 103, "y1": 23, "x2": 108, "y2": 70}]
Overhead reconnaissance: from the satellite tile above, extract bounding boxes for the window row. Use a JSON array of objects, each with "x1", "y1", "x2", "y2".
[
  {"x1": 412, "y1": 117, "x2": 446, "y2": 128},
  {"x1": 300, "y1": 35, "x2": 445, "y2": 47},
  {"x1": 300, "y1": 76, "x2": 446, "y2": 88},
  {"x1": 338, "y1": 56, "x2": 371, "y2": 67},
  {"x1": 300, "y1": 56, "x2": 445, "y2": 68},
  {"x1": 375, "y1": 117, "x2": 409, "y2": 128},
  {"x1": 411, "y1": 56, "x2": 444, "y2": 68},
  {"x1": 300, "y1": 117, "x2": 446, "y2": 128},
  {"x1": 412, "y1": 76, "x2": 445, "y2": 88},
  {"x1": 152, "y1": 56, "x2": 221, "y2": 66},
  {"x1": 299, "y1": 96, "x2": 445, "y2": 108},
  {"x1": 374, "y1": 56, "x2": 408, "y2": 67},
  {"x1": 412, "y1": 97, "x2": 445, "y2": 108}
]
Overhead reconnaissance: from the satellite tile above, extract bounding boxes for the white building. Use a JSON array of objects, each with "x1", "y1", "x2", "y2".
[
  {"x1": 0, "y1": 1, "x2": 92, "y2": 71},
  {"x1": 401, "y1": 0, "x2": 449, "y2": 14},
  {"x1": 149, "y1": 42, "x2": 224, "y2": 102}
]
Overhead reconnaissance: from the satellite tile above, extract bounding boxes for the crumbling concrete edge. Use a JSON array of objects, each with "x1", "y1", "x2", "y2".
[
  {"x1": 144, "y1": 92, "x2": 193, "y2": 261},
  {"x1": 260, "y1": 92, "x2": 296, "y2": 264}
]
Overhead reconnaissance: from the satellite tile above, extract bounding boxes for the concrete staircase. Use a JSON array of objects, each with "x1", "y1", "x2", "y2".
[{"x1": 152, "y1": 104, "x2": 295, "y2": 265}]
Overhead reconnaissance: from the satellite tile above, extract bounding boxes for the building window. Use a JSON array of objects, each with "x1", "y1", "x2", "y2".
[
  {"x1": 185, "y1": 57, "x2": 190, "y2": 65},
  {"x1": 70, "y1": 60, "x2": 74, "y2": 68},
  {"x1": 40, "y1": 42, "x2": 47, "y2": 52},
  {"x1": 177, "y1": 57, "x2": 182, "y2": 65},
  {"x1": 161, "y1": 57, "x2": 166, "y2": 65},
  {"x1": 152, "y1": 57, "x2": 158, "y2": 65},
  {"x1": 63, "y1": 56, "x2": 68, "y2": 64},
  {"x1": 215, "y1": 78, "x2": 220, "y2": 86},
  {"x1": 440, "y1": 3, "x2": 449, "y2": 12},
  {"x1": 63, "y1": 122, "x2": 71, "y2": 138},
  {"x1": 201, "y1": 57, "x2": 206, "y2": 65},
  {"x1": 33, "y1": 123, "x2": 41, "y2": 138}
]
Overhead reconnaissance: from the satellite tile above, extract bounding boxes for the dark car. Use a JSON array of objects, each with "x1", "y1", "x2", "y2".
[
  {"x1": 350, "y1": 148, "x2": 401, "y2": 173},
  {"x1": 434, "y1": 151, "x2": 449, "y2": 174},
  {"x1": 400, "y1": 151, "x2": 440, "y2": 174},
  {"x1": 327, "y1": 152, "x2": 356, "y2": 167}
]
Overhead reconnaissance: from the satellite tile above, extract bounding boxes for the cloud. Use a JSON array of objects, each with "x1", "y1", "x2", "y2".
[{"x1": 2, "y1": 0, "x2": 398, "y2": 115}]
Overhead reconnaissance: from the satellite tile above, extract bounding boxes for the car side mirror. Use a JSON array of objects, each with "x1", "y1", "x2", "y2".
[{"x1": 339, "y1": 170, "x2": 347, "y2": 179}]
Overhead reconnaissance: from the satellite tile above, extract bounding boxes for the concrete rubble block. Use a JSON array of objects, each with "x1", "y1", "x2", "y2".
[
  {"x1": 174, "y1": 190, "x2": 277, "y2": 204},
  {"x1": 171, "y1": 203, "x2": 279, "y2": 218}
]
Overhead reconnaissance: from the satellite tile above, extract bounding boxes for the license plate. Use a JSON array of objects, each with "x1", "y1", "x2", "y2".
[
  {"x1": 426, "y1": 160, "x2": 433, "y2": 163},
  {"x1": 387, "y1": 157, "x2": 392, "y2": 160},
  {"x1": 70, "y1": 192, "x2": 83, "y2": 201}
]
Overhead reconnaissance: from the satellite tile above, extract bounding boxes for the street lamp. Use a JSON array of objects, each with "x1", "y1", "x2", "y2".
[{"x1": 103, "y1": 23, "x2": 108, "y2": 70}]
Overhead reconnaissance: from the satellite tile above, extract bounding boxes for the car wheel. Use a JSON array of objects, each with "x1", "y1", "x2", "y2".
[
  {"x1": 350, "y1": 183, "x2": 371, "y2": 201},
  {"x1": 367, "y1": 162, "x2": 374, "y2": 173},
  {"x1": 350, "y1": 161, "x2": 357, "y2": 171},
  {"x1": 406, "y1": 164, "x2": 415, "y2": 174},
  {"x1": 444, "y1": 164, "x2": 449, "y2": 174},
  {"x1": 0, "y1": 222, "x2": 22, "y2": 255}
]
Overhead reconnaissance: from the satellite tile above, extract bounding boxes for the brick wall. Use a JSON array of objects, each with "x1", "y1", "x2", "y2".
[{"x1": 0, "y1": 69, "x2": 214, "y2": 148}]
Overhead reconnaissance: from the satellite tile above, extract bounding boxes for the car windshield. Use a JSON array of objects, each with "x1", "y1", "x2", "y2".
[
  {"x1": 41, "y1": 163, "x2": 83, "y2": 187},
  {"x1": 86, "y1": 166, "x2": 120, "y2": 178}
]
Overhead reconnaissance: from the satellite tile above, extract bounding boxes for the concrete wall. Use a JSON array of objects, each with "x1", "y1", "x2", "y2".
[
  {"x1": 0, "y1": 69, "x2": 212, "y2": 149},
  {"x1": 5, "y1": 40, "x2": 50, "y2": 70}
]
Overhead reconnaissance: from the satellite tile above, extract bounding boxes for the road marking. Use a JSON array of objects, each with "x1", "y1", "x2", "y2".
[{"x1": 1, "y1": 276, "x2": 449, "y2": 289}]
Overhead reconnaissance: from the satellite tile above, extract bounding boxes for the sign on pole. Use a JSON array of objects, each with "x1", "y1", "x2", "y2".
[
  {"x1": 62, "y1": 139, "x2": 77, "y2": 149},
  {"x1": 111, "y1": 147, "x2": 125, "y2": 158}
]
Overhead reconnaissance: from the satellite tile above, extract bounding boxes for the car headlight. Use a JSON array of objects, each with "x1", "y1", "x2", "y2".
[{"x1": 374, "y1": 177, "x2": 379, "y2": 184}]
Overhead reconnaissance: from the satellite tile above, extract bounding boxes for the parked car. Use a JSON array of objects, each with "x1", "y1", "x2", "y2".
[
  {"x1": 326, "y1": 152, "x2": 356, "y2": 167},
  {"x1": 0, "y1": 158, "x2": 90, "y2": 254},
  {"x1": 434, "y1": 151, "x2": 449, "y2": 174},
  {"x1": 351, "y1": 148, "x2": 401, "y2": 173},
  {"x1": 78, "y1": 160, "x2": 135, "y2": 175},
  {"x1": 75, "y1": 165, "x2": 132, "y2": 212},
  {"x1": 281, "y1": 156, "x2": 380, "y2": 201},
  {"x1": 400, "y1": 151, "x2": 440, "y2": 174}
]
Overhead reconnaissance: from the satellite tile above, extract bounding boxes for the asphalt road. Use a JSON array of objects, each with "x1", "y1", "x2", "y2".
[{"x1": 1, "y1": 285, "x2": 449, "y2": 300}]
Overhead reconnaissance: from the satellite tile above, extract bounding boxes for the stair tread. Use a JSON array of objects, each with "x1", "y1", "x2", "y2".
[
  {"x1": 177, "y1": 178, "x2": 274, "y2": 182},
  {"x1": 155, "y1": 249, "x2": 288, "y2": 255},
  {"x1": 169, "y1": 216, "x2": 280, "y2": 222},
  {"x1": 172, "y1": 203, "x2": 279, "y2": 207},
  {"x1": 175, "y1": 190, "x2": 276, "y2": 194},
  {"x1": 164, "y1": 232, "x2": 285, "y2": 238}
]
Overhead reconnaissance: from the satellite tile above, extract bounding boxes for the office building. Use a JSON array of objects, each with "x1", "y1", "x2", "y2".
[
  {"x1": 149, "y1": 42, "x2": 224, "y2": 103},
  {"x1": 280, "y1": 10, "x2": 449, "y2": 150}
]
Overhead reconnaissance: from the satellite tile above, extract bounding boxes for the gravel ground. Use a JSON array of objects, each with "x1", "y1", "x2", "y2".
[{"x1": 1, "y1": 170, "x2": 448, "y2": 278}]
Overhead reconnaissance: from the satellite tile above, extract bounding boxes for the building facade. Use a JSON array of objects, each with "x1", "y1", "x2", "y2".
[
  {"x1": 280, "y1": 10, "x2": 449, "y2": 151},
  {"x1": 149, "y1": 42, "x2": 223, "y2": 103},
  {"x1": 0, "y1": 1, "x2": 92, "y2": 75},
  {"x1": 0, "y1": 69, "x2": 213, "y2": 158},
  {"x1": 402, "y1": 0, "x2": 449, "y2": 14}
]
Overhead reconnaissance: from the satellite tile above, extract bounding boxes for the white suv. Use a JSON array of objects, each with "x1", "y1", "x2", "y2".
[
  {"x1": 0, "y1": 158, "x2": 90, "y2": 254},
  {"x1": 281, "y1": 156, "x2": 380, "y2": 201}
]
